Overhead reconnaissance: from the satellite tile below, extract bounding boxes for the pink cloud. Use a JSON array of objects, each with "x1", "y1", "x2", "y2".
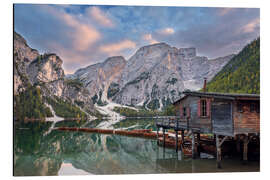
[
  {"x1": 61, "y1": 14, "x2": 101, "y2": 51},
  {"x1": 87, "y1": 6, "x2": 114, "y2": 28},
  {"x1": 218, "y1": 8, "x2": 234, "y2": 16},
  {"x1": 99, "y1": 40, "x2": 136, "y2": 55},
  {"x1": 46, "y1": 41, "x2": 90, "y2": 74},
  {"x1": 242, "y1": 18, "x2": 260, "y2": 33},
  {"x1": 142, "y1": 34, "x2": 159, "y2": 44},
  {"x1": 158, "y1": 28, "x2": 175, "y2": 35},
  {"x1": 45, "y1": 5, "x2": 101, "y2": 52}
]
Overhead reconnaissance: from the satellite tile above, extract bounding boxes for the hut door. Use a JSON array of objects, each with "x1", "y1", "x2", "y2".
[{"x1": 211, "y1": 101, "x2": 233, "y2": 136}]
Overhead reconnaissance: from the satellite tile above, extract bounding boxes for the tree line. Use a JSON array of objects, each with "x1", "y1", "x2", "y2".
[
  {"x1": 113, "y1": 104, "x2": 176, "y2": 117},
  {"x1": 14, "y1": 85, "x2": 53, "y2": 120},
  {"x1": 206, "y1": 38, "x2": 260, "y2": 94}
]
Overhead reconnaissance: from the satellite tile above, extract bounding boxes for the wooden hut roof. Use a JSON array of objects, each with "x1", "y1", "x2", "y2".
[{"x1": 173, "y1": 91, "x2": 260, "y2": 105}]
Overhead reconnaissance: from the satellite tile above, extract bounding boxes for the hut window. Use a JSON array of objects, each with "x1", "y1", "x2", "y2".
[
  {"x1": 201, "y1": 100, "x2": 207, "y2": 117},
  {"x1": 251, "y1": 103, "x2": 260, "y2": 113},
  {"x1": 256, "y1": 103, "x2": 260, "y2": 113},
  {"x1": 250, "y1": 103, "x2": 256, "y2": 112},
  {"x1": 237, "y1": 103, "x2": 243, "y2": 112}
]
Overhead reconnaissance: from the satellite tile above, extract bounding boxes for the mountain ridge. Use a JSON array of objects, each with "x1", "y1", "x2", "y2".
[
  {"x1": 14, "y1": 31, "x2": 96, "y2": 120},
  {"x1": 69, "y1": 41, "x2": 234, "y2": 110},
  {"x1": 205, "y1": 38, "x2": 260, "y2": 94}
]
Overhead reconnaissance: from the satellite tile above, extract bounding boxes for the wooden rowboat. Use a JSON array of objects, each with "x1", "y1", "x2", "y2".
[{"x1": 182, "y1": 141, "x2": 192, "y2": 157}]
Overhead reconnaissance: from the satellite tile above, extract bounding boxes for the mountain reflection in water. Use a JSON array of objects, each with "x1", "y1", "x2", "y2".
[{"x1": 14, "y1": 120, "x2": 259, "y2": 176}]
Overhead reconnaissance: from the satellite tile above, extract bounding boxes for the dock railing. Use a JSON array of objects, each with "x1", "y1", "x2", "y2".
[{"x1": 155, "y1": 116, "x2": 188, "y2": 130}]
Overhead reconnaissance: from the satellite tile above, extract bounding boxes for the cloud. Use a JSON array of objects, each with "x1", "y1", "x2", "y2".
[
  {"x1": 241, "y1": 18, "x2": 260, "y2": 33},
  {"x1": 142, "y1": 34, "x2": 159, "y2": 44},
  {"x1": 45, "y1": 41, "x2": 91, "y2": 74},
  {"x1": 14, "y1": 5, "x2": 260, "y2": 73},
  {"x1": 99, "y1": 40, "x2": 136, "y2": 55},
  {"x1": 218, "y1": 8, "x2": 234, "y2": 16},
  {"x1": 158, "y1": 28, "x2": 175, "y2": 35},
  {"x1": 87, "y1": 6, "x2": 114, "y2": 28},
  {"x1": 52, "y1": 8, "x2": 101, "y2": 52}
]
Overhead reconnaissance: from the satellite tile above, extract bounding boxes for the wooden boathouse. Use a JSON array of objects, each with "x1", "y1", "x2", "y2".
[{"x1": 156, "y1": 90, "x2": 260, "y2": 168}]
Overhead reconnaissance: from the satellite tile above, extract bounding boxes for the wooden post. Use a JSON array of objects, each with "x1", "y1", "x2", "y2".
[
  {"x1": 243, "y1": 135, "x2": 249, "y2": 164},
  {"x1": 156, "y1": 142, "x2": 159, "y2": 159},
  {"x1": 163, "y1": 128, "x2": 166, "y2": 148},
  {"x1": 175, "y1": 130, "x2": 178, "y2": 152},
  {"x1": 197, "y1": 133, "x2": 201, "y2": 157},
  {"x1": 180, "y1": 130, "x2": 185, "y2": 152},
  {"x1": 236, "y1": 135, "x2": 241, "y2": 154},
  {"x1": 181, "y1": 130, "x2": 185, "y2": 142},
  {"x1": 192, "y1": 132, "x2": 196, "y2": 159},
  {"x1": 163, "y1": 143, "x2": 166, "y2": 159},
  {"x1": 191, "y1": 159, "x2": 196, "y2": 173},
  {"x1": 216, "y1": 134, "x2": 222, "y2": 169},
  {"x1": 156, "y1": 127, "x2": 159, "y2": 145}
]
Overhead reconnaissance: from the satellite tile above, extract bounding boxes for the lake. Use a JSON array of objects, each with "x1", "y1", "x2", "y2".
[{"x1": 13, "y1": 118, "x2": 259, "y2": 176}]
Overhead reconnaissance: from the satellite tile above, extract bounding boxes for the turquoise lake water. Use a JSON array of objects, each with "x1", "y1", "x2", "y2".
[{"x1": 14, "y1": 119, "x2": 259, "y2": 176}]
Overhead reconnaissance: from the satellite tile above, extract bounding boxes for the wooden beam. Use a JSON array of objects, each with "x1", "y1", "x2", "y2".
[
  {"x1": 156, "y1": 127, "x2": 159, "y2": 145},
  {"x1": 192, "y1": 132, "x2": 196, "y2": 159},
  {"x1": 163, "y1": 128, "x2": 166, "y2": 148},
  {"x1": 181, "y1": 130, "x2": 185, "y2": 142},
  {"x1": 175, "y1": 131, "x2": 178, "y2": 152},
  {"x1": 219, "y1": 136, "x2": 228, "y2": 147},
  {"x1": 236, "y1": 97, "x2": 260, "y2": 101},
  {"x1": 216, "y1": 134, "x2": 222, "y2": 169},
  {"x1": 236, "y1": 135, "x2": 241, "y2": 153},
  {"x1": 187, "y1": 130, "x2": 192, "y2": 137},
  {"x1": 197, "y1": 133, "x2": 201, "y2": 156},
  {"x1": 243, "y1": 135, "x2": 249, "y2": 164},
  {"x1": 156, "y1": 142, "x2": 159, "y2": 159}
]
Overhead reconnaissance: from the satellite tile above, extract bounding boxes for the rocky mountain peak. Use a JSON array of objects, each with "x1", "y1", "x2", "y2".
[
  {"x1": 27, "y1": 53, "x2": 65, "y2": 83},
  {"x1": 14, "y1": 32, "x2": 96, "y2": 117},
  {"x1": 110, "y1": 43, "x2": 234, "y2": 109},
  {"x1": 104, "y1": 56, "x2": 126, "y2": 64},
  {"x1": 68, "y1": 56, "x2": 127, "y2": 104},
  {"x1": 135, "y1": 42, "x2": 171, "y2": 56},
  {"x1": 14, "y1": 31, "x2": 27, "y2": 46},
  {"x1": 178, "y1": 47, "x2": 196, "y2": 58},
  {"x1": 102, "y1": 56, "x2": 126, "y2": 72},
  {"x1": 14, "y1": 31, "x2": 40, "y2": 94},
  {"x1": 14, "y1": 31, "x2": 39, "y2": 63},
  {"x1": 143, "y1": 42, "x2": 170, "y2": 49}
]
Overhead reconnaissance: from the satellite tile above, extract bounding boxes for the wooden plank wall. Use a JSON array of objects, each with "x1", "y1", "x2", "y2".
[
  {"x1": 211, "y1": 99, "x2": 233, "y2": 136},
  {"x1": 233, "y1": 100, "x2": 260, "y2": 134},
  {"x1": 190, "y1": 96, "x2": 212, "y2": 133},
  {"x1": 174, "y1": 96, "x2": 212, "y2": 133},
  {"x1": 174, "y1": 96, "x2": 260, "y2": 136},
  {"x1": 174, "y1": 99, "x2": 188, "y2": 128}
]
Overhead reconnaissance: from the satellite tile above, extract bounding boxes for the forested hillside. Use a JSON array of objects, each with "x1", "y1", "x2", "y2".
[
  {"x1": 206, "y1": 38, "x2": 260, "y2": 94},
  {"x1": 14, "y1": 85, "x2": 53, "y2": 120}
]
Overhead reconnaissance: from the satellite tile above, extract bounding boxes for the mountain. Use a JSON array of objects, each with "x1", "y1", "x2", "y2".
[
  {"x1": 70, "y1": 42, "x2": 234, "y2": 110},
  {"x1": 14, "y1": 32, "x2": 39, "y2": 95},
  {"x1": 14, "y1": 31, "x2": 238, "y2": 118},
  {"x1": 206, "y1": 38, "x2": 260, "y2": 94},
  {"x1": 113, "y1": 43, "x2": 233, "y2": 109},
  {"x1": 14, "y1": 32, "x2": 96, "y2": 120},
  {"x1": 70, "y1": 56, "x2": 126, "y2": 105}
]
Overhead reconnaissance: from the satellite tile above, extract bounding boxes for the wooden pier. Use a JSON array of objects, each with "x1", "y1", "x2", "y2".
[{"x1": 156, "y1": 90, "x2": 260, "y2": 168}]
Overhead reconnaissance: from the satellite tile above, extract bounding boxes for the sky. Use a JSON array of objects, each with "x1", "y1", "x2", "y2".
[{"x1": 14, "y1": 4, "x2": 260, "y2": 74}]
